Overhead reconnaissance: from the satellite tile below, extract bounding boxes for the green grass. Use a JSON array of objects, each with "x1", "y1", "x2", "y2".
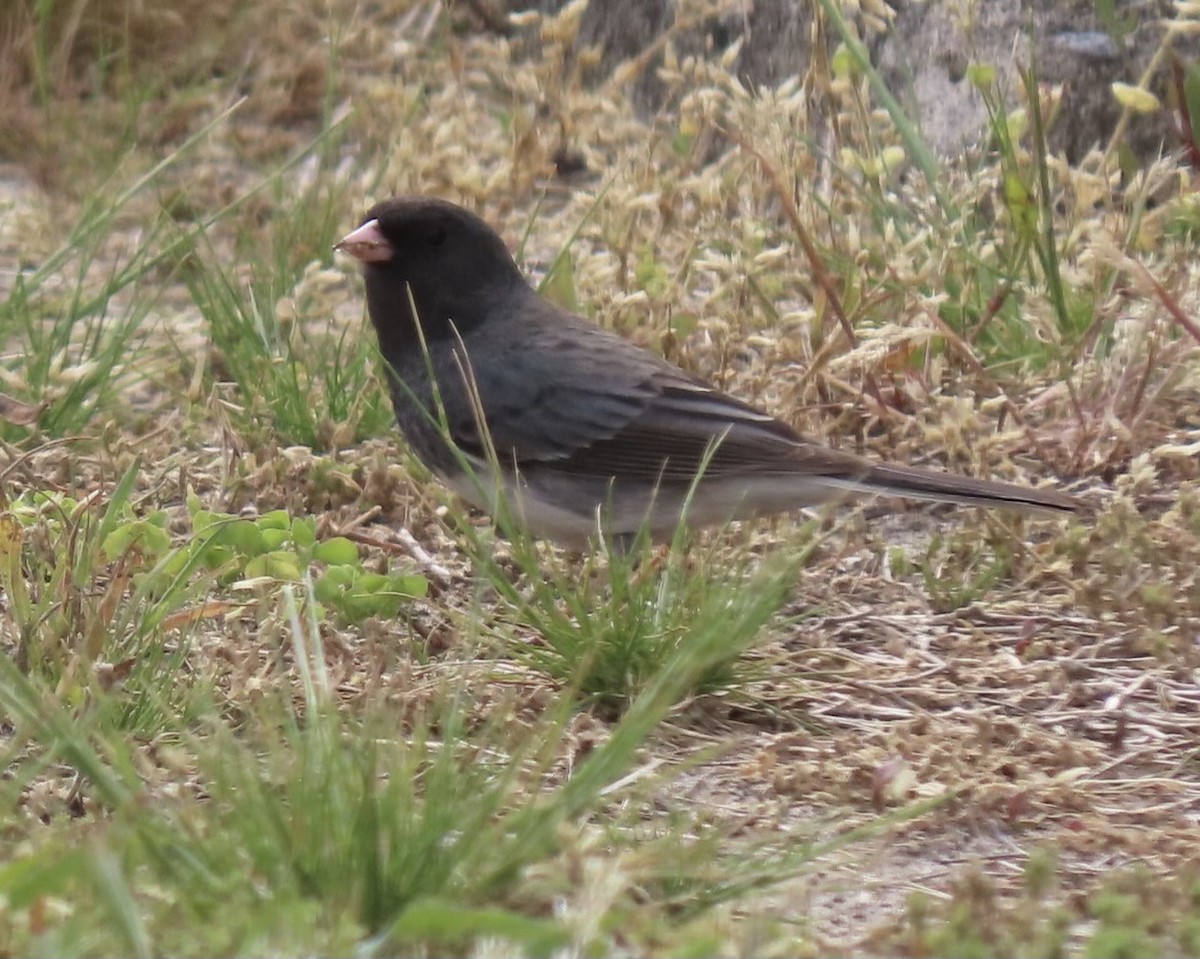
[
  {"x1": 0, "y1": 458, "x2": 211, "y2": 730},
  {"x1": 465, "y1": 517, "x2": 818, "y2": 713},
  {"x1": 175, "y1": 120, "x2": 399, "y2": 450},
  {"x1": 0, "y1": 558, "x2": 846, "y2": 955},
  {"x1": 182, "y1": 235, "x2": 394, "y2": 450},
  {"x1": 0, "y1": 104, "x2": 237, "y2": 440}
]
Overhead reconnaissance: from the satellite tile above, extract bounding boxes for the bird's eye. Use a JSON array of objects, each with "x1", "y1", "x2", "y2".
[{"x1": 427, "y1": 227, "x2": 447, "y2": 247}]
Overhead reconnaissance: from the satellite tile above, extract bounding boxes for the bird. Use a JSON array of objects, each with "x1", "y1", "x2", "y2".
[{"x1": 335, "y1": 196, "x2": 1083, "y2": 548}]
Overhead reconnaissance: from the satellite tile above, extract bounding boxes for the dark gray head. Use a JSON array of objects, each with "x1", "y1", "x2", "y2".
[{"x1": 337, "y1": 196, "x2": 526, "y2": 346}]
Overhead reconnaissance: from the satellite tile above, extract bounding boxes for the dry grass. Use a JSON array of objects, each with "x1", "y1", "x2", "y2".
[{"x1": 2, "y1": 0, "x2": 1199, "y2": 954}]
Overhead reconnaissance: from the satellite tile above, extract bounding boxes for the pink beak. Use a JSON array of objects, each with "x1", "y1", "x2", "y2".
[{"x1": 334, "y1": 218, "x2": 392, "y2": 263}]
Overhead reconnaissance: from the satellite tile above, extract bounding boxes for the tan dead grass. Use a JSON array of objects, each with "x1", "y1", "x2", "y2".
[{"x1": 3, "y1": 0, "x2": 1200, "y2": 952}]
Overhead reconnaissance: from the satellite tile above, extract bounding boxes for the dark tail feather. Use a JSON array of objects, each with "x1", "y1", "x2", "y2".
[{"x1": 850, "y1": 462, "x2": 1085, "y2": 515}]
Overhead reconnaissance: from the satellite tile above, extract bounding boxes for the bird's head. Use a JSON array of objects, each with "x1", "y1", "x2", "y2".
[{"x1": 336, "y1": 196, "x2": 525, "y2": 343}]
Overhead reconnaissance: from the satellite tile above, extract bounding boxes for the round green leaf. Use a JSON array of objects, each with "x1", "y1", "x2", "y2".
[
  {"x1": 257, "y1": 509, "x2": 291, "y2": 531},
  {"x1": 313, "y1": 537, "x2": 359, "y2": 565},
  {"x1": 291, "y1": 518, "x2": 317, "y2": 549},
  {"x1": 218, "y1": 519, "x2": 268, "y2": 556}
]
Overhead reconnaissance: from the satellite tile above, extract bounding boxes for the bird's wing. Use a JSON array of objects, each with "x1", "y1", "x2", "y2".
[
  {"x1": 436, "y1": 319, "x2": 657, "y2": 461},
  {"x1": 552, "y1": 374, "x2": 866, "y2": 480},
  {"x1": 440, "y1": 306, "x2": 866, "y2": 482}
]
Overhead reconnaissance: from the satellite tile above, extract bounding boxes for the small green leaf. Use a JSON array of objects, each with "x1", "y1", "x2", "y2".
[
  {"x1": 149, "y1": 548, "x2": 192, "y2": 586},
  {"x1": 291, "y1": 517, "x2": 317, "y2": 549},
  {"x1": 539, "y1": 249, "x2": 577, "y2": 312},
  {"x1": 322, "y1": 565, "x2": 356, "y2": 587},
  {"x1": 339, "y1": 593, "x2": 399, "y2": 620},
  {"x1": 1003, "y1": 172, "x2": 1036, "y2": 238},
  {"x1": 257, "y1": 509, "x2": 291, "y2": 530},
  {"x1": 1111, "y1": 81, "x2": 1159, "y2": 114},
  {"x1": 313, "y1": 537, "x2": 358, "y2": 565},
  {"x1": 102, "y1": 522, "x2": 171, "y2": 562},
  {"x1": 966, "y1": 62, "x2": 996, "y2": 92},
  {"x1": 1185, "y1": 63, "x2": 1200, "y2": 151},
  {"x1": 355, "y1": 572, "x2": 390, "y2": 593},
  {"x1": 831, "y1": 43, "x2": 855, "y2": 80},
  {"x1": 260, "y1": 528, "x2": 290, "y2": 551},
  {"x1": 313, "y1": 575, "x2": 342, "y2": 604},
  {"x1": 218, "y1": 519, "x2": 268, "y2": 556},
  {"x1": 191, "y1": 509, "x2": 220, "y2": 533},
  {"x1": 202, "y1": 544, "x2": 234, "y2": 570},
  {"x1": 244, "y1": 550, "x2": 304, "y2": 581},
  {"x1": 390, "y1": 573, "x2": 428, "y2": 598},
  {"x1": 634, "y1": 245, "x2": 669, "y2": 298}
]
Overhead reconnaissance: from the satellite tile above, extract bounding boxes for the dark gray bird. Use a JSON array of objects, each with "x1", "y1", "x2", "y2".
[{"x1": 336, "y1": 196, "x2": 1082, "y2": 547}]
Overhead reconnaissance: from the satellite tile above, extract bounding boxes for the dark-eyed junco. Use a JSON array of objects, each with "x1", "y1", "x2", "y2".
[{"x1": 336, "y1": 196, "x2": 1082, "y2": 547}]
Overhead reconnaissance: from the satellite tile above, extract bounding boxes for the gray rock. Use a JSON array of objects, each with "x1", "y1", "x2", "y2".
[{"x1": 503, "y1": 0, "x2": 1193, "y2": 162}]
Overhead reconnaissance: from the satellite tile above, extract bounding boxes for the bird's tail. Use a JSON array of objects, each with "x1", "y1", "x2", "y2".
[{"x1": 834, "y1": 462, "x2": 1084, "y2": 515}]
